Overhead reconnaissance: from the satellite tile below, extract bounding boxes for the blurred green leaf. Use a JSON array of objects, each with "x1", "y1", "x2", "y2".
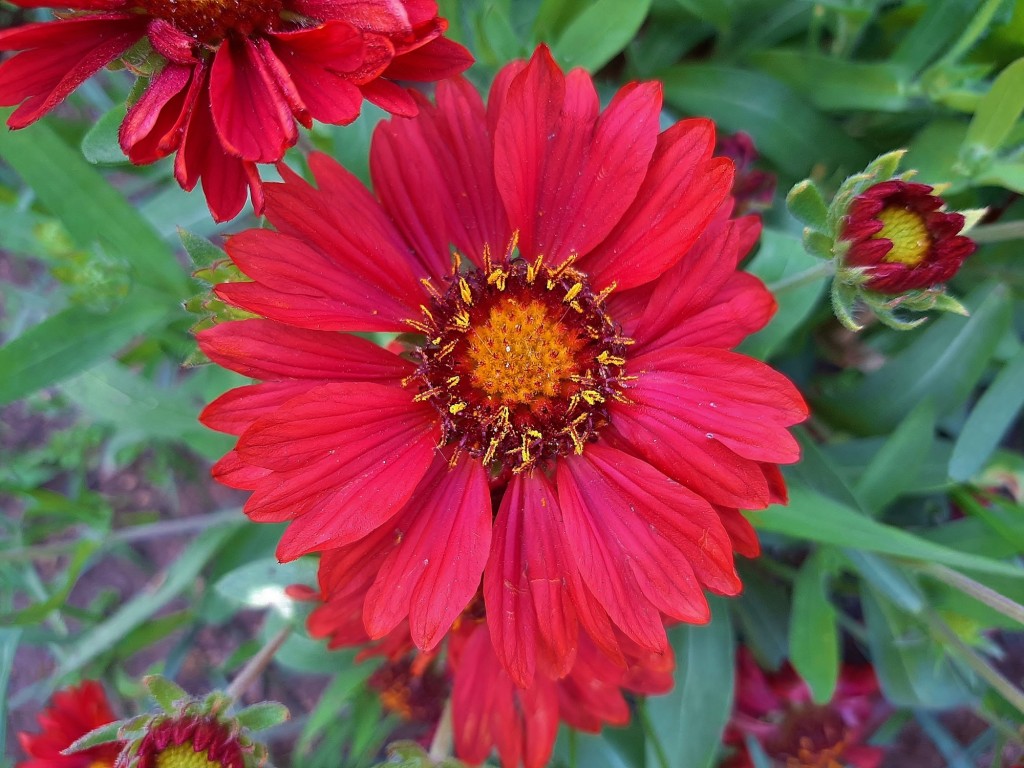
[
  {"x1": 750, "y1": 51, "x2": 910, "y2": 111},
  {"x1": 57, "y1": 523, "x2": 239, "y2": 676},
  {"x1": 550, "y1": 0, "x2": 652, "y2": 72},
  {"x1": 235, "y1": 701, "x2": 290, "y2": 731},
  {"x1": 889, "y1": 0, "x2": 977, "y2": 72},
  {"x1": 789, "y1": 549, "x2": 839, "y2": 703},
  {"x1": 297, "y1": 657, "x2": 374, "y2": 753},
  {"x1": 856, "y1": 399, "x2": 936, "y2": 511},
  {"x1": 976, "y1": 161, "x2": 1024, "y2": 193},
  {"x1": 740, "y1": 230, "x2": 828, "y2": 359},
  {"x1": 732, "y1": 565, "x2": 789, "y2": 670},
  {"x1": 658, "y1": 64, "x2": 868, "y2": 177},
  {"x1": 752, "y1": 485, "x2": 1024, "y2": 577},
  {"x1": 2, "y1": 541, "x2": 98, "y2": 626},
  {"x1": 0, "y1": 293, "x2": 171, "y2": 405},
  {"x1": 950, "y1": 346, "x2": 1024, "y2": 482},
  {"x1": 815, "y1": 283, "x2": 1012, "y2": 434},
  {"x1": 213, "y1": 557, "x2": 316, "y2": 616},
  {"x1": 963, "y1": 57, "x2": 1024, "y2": 159},
  {"x1": 645, "y1": 600, "x2": 733, "y2": 768},
  {"x1": 0, "y1": 112, "x2": 187, "y2": 295},
  {"x1": 81, "y1": 105, "x2": 128, "y2": 165},
  {"x1": 0, "y1": 628, "x2": 21, "y2": 758}
]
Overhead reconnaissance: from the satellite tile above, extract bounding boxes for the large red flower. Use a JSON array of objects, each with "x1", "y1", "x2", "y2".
[
  {"x1": 0, "y1": 0, "x2": 471, "y2": 221},
  {"x1": 200, "y1": 46, "x2": 807, "y2": 687},
  {"x1": 722, "y1": 650, "x2": 885, "y2": 768},
  {"x1": 17, "y1": 681, "x2": 123, "y2": 768}
]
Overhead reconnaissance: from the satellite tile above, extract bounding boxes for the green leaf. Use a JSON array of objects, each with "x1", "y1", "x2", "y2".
[
  {"x1": 178, "y1": 227, "x2": 227, "y2": 268},
  {"x1": 213, "y1": 557, "x2": 316, "y2": 616},
  {"x1": 532, "y1": 0, "x2": 588, "y2": 38},
  {"x1": 0, "y1": 628, "x2": 21, "y2": 759},
  {"x1": 950, "y1": 346, "x2": 1024, "y2": 481},
  {"x1": 235, "y1": 701, "x2": 290, "y2": 731},
  {"x1": 732, "y1": 565, "x2": 789, "y2": 670},
  {"x1": 144, "y1": 675, "x2": 188, "y2": 714},
  {"x1": 750, "y1": 485, "x2": 1024, "y2": 577},
  {"x1": 57, "y1": 523, "x2": 240, "y2": 676},
  {"x1": 861, "y1": 587, "x2": 972, "y2": 708},
  {"x1": 657, "y1": 64, "x2": 868, "y2": 177},
  {"x1": 750, "y1": 50, "x2": 911, "y2": 112},
  {"x1": 0, "y1": 292, "x2": 172, "y2": 405},
  {"x1": 740, "y1": 230, "x2": 828, "y2": 360},
  {"x1": 785, "y1": 180, "x2": 829, "y2": 230},
  {"x1": 81, "y1": 105, "x2": 129, "y2": 165},
  {"x1": 843, "y1": 550, "x2": 926, "y2": 615},
  {"x1": 64, "y1": 720, "x2": 127, "y2": 754},
  {"x1": 550, "y1": 0, "x2": 652, "y2": 72},
  {"x1": 298, "y1": 657, "x2": 374, "y2": 752},
  {"x1": 2, "y1": 541, "x2": 99, "y2": 625},
  {"x1": 815, "y1": 283, "x2": 1012, "y2": 434},
  {"x1": 0, "y1": 112, "x2": 187, "y2": 295},
  {"x1": 855, "y1": 399, "x2": 936, "y2": 512},
  {"x1": 789, "y1": 550, "x2": 839, "y2": 703},
  {"x1": 962, "y1": 57, "x2": 1024, "y2": 161},
  {"x1": 890, "y1": 0, "x2": 977, "y2": 72},
  {"x1": 645, "y1": 600, "x2": 733, "y2": 768},
  {"x1": 976, "y1": 161, "x2": 1024, "y2": 193}
]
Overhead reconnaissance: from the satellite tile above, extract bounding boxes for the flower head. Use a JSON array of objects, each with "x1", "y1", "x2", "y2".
[
  {"x1": 123, "y1": 715, "x2": 244, "y2": 768},
  {"x1": 840, "y1": 180, "x2": 975, "y2": 294},
  {"x1": 0, "y1": 0, "x2": 471, "y2": 221},
  {"x1": 723, "y1": 651, "x2": 884, "y2": 768},
  {"x1": 716, "y1": 131, "x2": 776, "y2": 214},
  {"x1": 17, "y1": 681, "x2": 124, "y2": 768},
  {"x1": 200, "y1": 46, "x2": 806, "y2": 688}
]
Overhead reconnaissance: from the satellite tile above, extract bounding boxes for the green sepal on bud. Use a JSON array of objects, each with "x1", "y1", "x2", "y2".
[{"x1": 179, "y1": 227, "x2": 256, "y2": 366}]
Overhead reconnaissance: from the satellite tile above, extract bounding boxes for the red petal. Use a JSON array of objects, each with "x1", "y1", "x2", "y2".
[
  {"x1": 556, "y1": 448, "x2": 709, "y2": 649},
  {"x1": 625, "y1": 348, "x2": 807, "y2": 465},
  {"x1": 262, "y1": 23, "x2": 365, "y2": 126},
  {"x1": 215, "y1": 230, "x2": 421, "y2": 332},
  {"x1": 209, "y1": 37, "x2": 297, "y2": 163},
  {"x1": 120, "y1": 62, "x2": 193, "y2": 163},
  {"x1": 383, "y1": 35, "x2": 473, "y2": 81},
  {"x1": 371, "y1": 76, "x2": 510, "y2": 280},
  {"x1": 716, "y1": 506, "x2": 761, "y2": 558},
  {"x1": 483, "y1": 472, "x2": 578, "y2": 687},
  {"x1": 197, "y1": 318, "x2": 412, "y2": 382},
  {"x1": 201, "y1": 381, "x2": 315, "y2": 436},
  {"x1": 235, "y1": 382, "x2": 439, "y2": 559},
  {"x1": 585, "y1": 119, "x2": 733, "y2": 291},
  {"x1": 211, "y1": 450, "x2": 271, "y2": 490},
  {"x1": 261, "y1": 155, "x2": 426, "y2": 310},
  {"x1": 0, "y1": 16, "x2": 146, "y2": 128}
]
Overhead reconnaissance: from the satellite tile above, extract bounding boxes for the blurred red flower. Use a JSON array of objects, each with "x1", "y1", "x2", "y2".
[
  {"x1": 723, "y1": 650, "x2": 885, "y2": 768},
  {"x1": 840, "y1": 180, "x2": 975, "y2": 293},
  {"x1": 0, "y1": 0, "x2": 471, "y2": 220},
  {"x1": 200, "y1": 45, "x2": 806, "y2": 688},
  {"x1": 715, "y1": 131, "x2": 776, "y2": 214},
  {"x1": 17, "y1": 681, "x2": 123, "y2": 768}
]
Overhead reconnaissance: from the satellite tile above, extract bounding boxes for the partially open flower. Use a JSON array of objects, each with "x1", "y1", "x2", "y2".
[
  {"x1": 123, "y1": 715, "x2": 245, "y2": 768},
  {"x1": 722, "y1": 650, "x2": 884, "y2": 768},
  {"x1": 17, "y1": 681, "x2": 124, "y2": 768},
  {"x1": 0, "y1": 0, "x2": 472, "y2": 221},
  {"x1": 716, "y1": 131, "x2": 776, "y2": 215},
  {"x1": 840, "y1": 180, "x2": 976, "y2": 294}
]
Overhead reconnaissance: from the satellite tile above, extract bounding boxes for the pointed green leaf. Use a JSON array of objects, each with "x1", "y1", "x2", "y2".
[
  {"x1": 178, "y1": 228, "x2": 227, "y2": 268},
  {"x1": 81, "y1": 105, "x2": 129, "y2": 165},
  {"x1": 550, "y1": 0, "x2": 652, "y2": 72},
  {"x1": 786, "y1": 180, "x2": 829, "y2": 229},
  {"x1": 64, "y1": 720, "x2": 127, "y2": 754},
  {"x1": 963, "y1": 57, "x2": 1024, "y2": 156},
  {"x1": 856, "y1": 399, "x2": 936, "y2": 512},
  {"x1": 789, "y1": 550, "x2": 839, "y2": 703},
  {"x1": 144, "y1": 675, "x2": 188, "y2": 714},
  {"x1": 235, "y1": 701, "x2": 290, "y2": 731}
]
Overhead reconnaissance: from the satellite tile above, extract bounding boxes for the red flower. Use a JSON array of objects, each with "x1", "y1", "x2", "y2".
[
  {"x1": 200, "y1": 46, "x2": 807, "y2": 687},
  {"x1": 715, "y1": 131, "x2": 776, "y2": 215},
  {"x1": 723, "y1": 650, "x2": 884, "y2": 768},
  {"x1": 124, "y1": 715, "x2": 244, "y2": 768},
  {"x1": 0, "y1": 0, "x2": 472, "y2": 221},
  {"x1": 840, "y1": 180, "x2": 975, "y2": 293},
  {"x1": 17, "y1": 681, "x2": 123, "y2": 768}
]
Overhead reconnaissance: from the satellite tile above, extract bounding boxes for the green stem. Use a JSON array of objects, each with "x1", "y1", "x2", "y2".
[
  {"x1": 637, "y1": 698, "x2": 671, "y2": 768},
  {"x1": 225, "y1": 625, "x2": 291, "y2": 702},
  {"x1": 919, "y1": 563, "x2": 1024, "y2": 627},
  {"x1": 0, "y1": 509, "x2": 241, "y2": 563},
  {"x1": 931, "y1": 0, "x2": 1008, "y2": 69},
  {"x1": 428, "y1": 698, "x2": 454, "y2": 764},
  {"x1": 766, "y1": 261, "x2": 835, "y2": 295},
  {"x1": 926, "y1": 611, "x2": 1024, "y2": 716},
  {"x1": 969, "y1": 221, "x2": 1024, "y2": 244}
]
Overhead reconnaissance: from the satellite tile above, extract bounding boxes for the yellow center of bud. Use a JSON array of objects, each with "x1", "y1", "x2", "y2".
[
  {"x1": 154, "y1": 744, "x2": 223, "y2": 768},
  {"x1": 88, "y1": 762, "x2": 115, "y2": 768},
  {"x1": 464, "y1": 297, "x2": 584, "y2": 405},
  {"x1": 876, "y1": 206, "x2": 931, "y2": 266}
]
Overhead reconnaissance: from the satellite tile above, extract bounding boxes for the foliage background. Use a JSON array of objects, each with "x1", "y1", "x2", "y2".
[{"x1": 2, "y1": 0, "x2": 1024, "y2": 766}]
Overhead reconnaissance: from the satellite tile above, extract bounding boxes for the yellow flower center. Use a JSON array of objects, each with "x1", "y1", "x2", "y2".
[
  {"x1": 464, "y1": 297, "x2": 585, "y2": 404},
  {"x1": 876, "y1": 206, "x2": 931, "y2": 266},
  {"x1": 88, "y1": 762, "x2": 116, "y2": 768},
  {"x1": 154, "y1": 743, "x2": 223, "y2": 768}
]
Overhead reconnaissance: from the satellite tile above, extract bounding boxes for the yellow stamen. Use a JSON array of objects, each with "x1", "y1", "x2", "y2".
[{"x1": 876, "y1": 206, "x2": 931, "y2": 266}]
